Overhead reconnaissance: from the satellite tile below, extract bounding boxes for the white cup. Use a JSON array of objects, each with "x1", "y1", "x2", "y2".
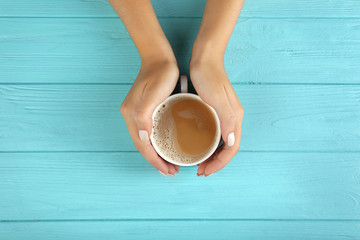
[{"x1": 150, "y1": 75, "x2": 221, "y2": 166}]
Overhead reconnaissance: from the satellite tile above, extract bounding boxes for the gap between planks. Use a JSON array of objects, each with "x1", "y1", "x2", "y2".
[
  {"x1": 1, "y1": 150, "x2": 360, "y2": 153},
  {"x1": 1, "y1": 219, "x2": 360, "y2": 223},
  {"x1": 1, "y1": 16, "x2": 360, "y2": 19},
  {"x1": 1, "y1": 83, "x2": 360, "y2": 86}
]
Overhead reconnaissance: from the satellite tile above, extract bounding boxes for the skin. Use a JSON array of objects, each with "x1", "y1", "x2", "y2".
[{"x1": 109, "y1": 0, "x2": 244, "y2": 177}]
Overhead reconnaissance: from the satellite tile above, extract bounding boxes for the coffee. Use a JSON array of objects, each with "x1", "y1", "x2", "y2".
[{"x1": 152, "y1": 95, "x2": 218, "y2": 164}]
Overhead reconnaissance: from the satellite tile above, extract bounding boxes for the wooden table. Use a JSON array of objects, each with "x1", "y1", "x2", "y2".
[{"x1": 0, "y1": 0, "x2": 359, "y2": 239}]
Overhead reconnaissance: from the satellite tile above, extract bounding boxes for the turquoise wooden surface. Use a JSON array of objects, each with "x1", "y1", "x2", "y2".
[
  {"x1": 1, "y1": 0, "x2": 360, "y2": 239},
  {"x1": 1, "y1": 18, "x2": 360, "y2": 83},
  {"x1": 0, "y1": 152, "x2": 359, "y2": 220},
  {"x1": 1, "y1": 0, "x2": 360, "y2": 17},
  {"x1": 0, "y1": 221, "x2": 359, "y2": 240},
  {"x1": 1, "y1": 85, "x2": 360, "y2": 151}
]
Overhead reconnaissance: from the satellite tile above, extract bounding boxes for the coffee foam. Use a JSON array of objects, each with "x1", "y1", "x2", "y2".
[{"x1": 152, "y1": 96, "x2": 215, "y2": 164}]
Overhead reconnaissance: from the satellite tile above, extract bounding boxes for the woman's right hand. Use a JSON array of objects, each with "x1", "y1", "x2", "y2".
[{"x1": 120, "y1": 60, "x2": 180, "y2": 177}]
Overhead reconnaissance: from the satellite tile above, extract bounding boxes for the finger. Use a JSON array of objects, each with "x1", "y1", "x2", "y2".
[
  {"x1": 174, "y1": 165, "x2": 180, "y2": 173},
  {"x1": 200, "y1": 85, "x2": 237, "y2": 148},
  {"x1": 131, "y1": 92, "x2": 173, "y2": 176},
  {"x1": 133, "y1": 108, "x2": 180, "y2": 177},
  {"x1": 197, "y1": 164, "x2": 206, "y2": 176},
  {"x1": 134, "y1": 89, "x2": 182, "y2": 177},
  {"x1": 167, "y1": 162, "x2": 177, "y2": 177}
]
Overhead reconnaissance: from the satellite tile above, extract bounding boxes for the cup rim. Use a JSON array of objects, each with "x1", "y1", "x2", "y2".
[{"x1": 150, "y1": 93, "x2": 221, "y2": 166}]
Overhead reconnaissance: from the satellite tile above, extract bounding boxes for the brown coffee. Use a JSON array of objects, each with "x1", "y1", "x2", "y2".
[
  {"x1": 171, "y1": 99, "x2": 217, "y2": 155},
  {"x1": 152, "y1": 96, "x2": 218, "y2": 164}
]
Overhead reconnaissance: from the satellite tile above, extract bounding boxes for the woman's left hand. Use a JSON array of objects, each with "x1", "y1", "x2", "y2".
[{"x1": 190, "y1": 60, "x2": 244, "y2": 177}]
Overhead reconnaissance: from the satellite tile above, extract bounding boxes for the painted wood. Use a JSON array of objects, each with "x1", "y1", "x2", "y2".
[
  {"x1": 1, "y1": 18, "x2": 359, "y2": 84},
  {"x1": 0, "y1": 221, "x2": 359, "y2": 240},
  {"x1": 1, "y1": 0, "x2": 359, "y2": 237},
  {"x1": 0, "y1": 0, "x2": 360, "y2": 18},
  {"x1": 1, "y1": 85, "x2": 359, "y2": 151},
  {"x1": 0, "y1": 152, "x2": 359, "y2": 220}
]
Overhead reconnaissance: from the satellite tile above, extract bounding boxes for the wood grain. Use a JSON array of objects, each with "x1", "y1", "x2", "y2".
[
  {"x1": 0, "y1": 152, "x2": 359, "y2": 220},
  {"x1": 1, "y1": 18, "x2": 359, "y2": 83},
  {"x1": 0, "y1": 0, "x2": 359, "y2": 18},
  {"x1": 1, "y1": 221, "x2": 359, "y2": 240},
  {"x1": 1, "y1": 85, "x2": 359, "y2": 151},
  {"x1": 1, "y1": 0, "x2": 359, "y2": 236}
]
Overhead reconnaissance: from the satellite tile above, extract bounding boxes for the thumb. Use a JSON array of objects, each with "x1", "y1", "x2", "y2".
[
  {"x1": 134, "y1": 108, "x2": 171, "y2": 175},
  {"x1": 204, "y1": 94, "x2": 237, "y2": 147},
  {"x1": 134, "y1": 109, "x2": 153, "y2": 140},
  {"x1": 134, "y1": 95, "x2": 174, "y2": 175},
  {"x1": 134, "y1": 91, "x2": 167, "y2": 137}
]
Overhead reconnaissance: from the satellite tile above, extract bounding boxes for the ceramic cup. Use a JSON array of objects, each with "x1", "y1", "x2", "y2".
[{"x1": 150, "y1": 75, "x2": 221, "y2": 166}]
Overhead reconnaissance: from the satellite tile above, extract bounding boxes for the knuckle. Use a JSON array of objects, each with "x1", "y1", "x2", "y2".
[
  {"x1": 168, "y1": 168, "x2": 175, "y2": 174},
  {"x1": 233, "y1": 143, "x2": 240, "y2": 153},
  {"x1": 238, "y1": 105, "x2": 244, "y2": 116},
  {"x1": 120, "y1": 102, "x2": 128, "y2": 115},
  {"x1": 135, "y1": 110, "x2": 149, "y2": 124},
  {"x1": 220, "y1": 109, "x2": 237, "y2": 126},
  {"x1": 227, "y1": 112, "x2": 237, "y2": 125},
  {"x1": 134, "y1": 142, "x2": 143, "y2": 152}
]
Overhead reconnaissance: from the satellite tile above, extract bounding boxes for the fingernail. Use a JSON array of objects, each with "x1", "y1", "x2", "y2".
[
  {"x1": 169, "y1": 173, "x2": 174, "y2": 177},
  {"x1": 159, "y1": 171, "x2": 167, "y2": 177},
  {"x1": 139, "y1": 130, "x2": 149, "y2": 142},
  {"x1": 205, "y1": 173, "x2": 213, "y2": 177},
  {"x1": 227, "y1": 132, "x2": 235, "y2": 147},
  {"x1": 197, "y1": 173, "x2": 203, "y2": 177}
]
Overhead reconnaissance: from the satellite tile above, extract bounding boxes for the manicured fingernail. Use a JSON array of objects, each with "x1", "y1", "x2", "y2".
[
  {"x1": 169, "y1": 173, "x2": 174, "y2": 177},
  {"x1": 205, "y1": 173, "x2": 213, "y2": 177},
  {"x1": 227, "y1": 132, "x2": 235, "y2": 147},
  {"x1": 159, "y1": 171, "x2": 167, "y2": 177},
  {"x1": 139, "y1": 130, "x2": 149, "y2": 142},
  {"x1": 197, "y1": 173, "x2": 203, "y2": 177}
]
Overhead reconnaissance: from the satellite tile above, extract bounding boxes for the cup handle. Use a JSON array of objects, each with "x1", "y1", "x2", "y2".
[{"x1": 180, "y1": 75, "x2": 188, "y2": 93}]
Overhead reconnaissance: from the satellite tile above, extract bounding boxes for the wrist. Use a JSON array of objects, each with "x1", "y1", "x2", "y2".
[
  {"x1": 141, "y1": 54, "x2": 178, "y2": 71},
  {"x1": 189, "y1": 56, "x2": 226, "y2": 86},
  {"x1": 138, "y1": 38, "x2": 177, "y2": 65},
  {"x1": 140, "y1": 55, "x2": 179, "y2": 82},
  {"x1": 190, "y1": 38, "x2": 225, "y2": 68},
  {"x1": 190, "y1": 39, "x2": 225, "y2": 69},
  {"x1": 190, "y1": 40, "x2": 227, "y2": 82}
]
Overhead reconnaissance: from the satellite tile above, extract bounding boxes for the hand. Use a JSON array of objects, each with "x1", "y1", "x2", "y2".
[
  {"x1": 190, "y1": 60, "x2": 244, "y2": 177},
  {"x1": 120, "y1": 60, "x2": 180, "y2": 176}
]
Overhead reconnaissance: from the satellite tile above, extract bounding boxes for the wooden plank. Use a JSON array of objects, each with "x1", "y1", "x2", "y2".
[
  {"x1": 0, "y1": 152, "x2": 359, "y2": 220},
  {"x1": 0, "y1": 0, "x2": 360, "y2": 18},
  {"x1": 1, "y1": 85, "x2": 359, "y2": 151},
  {"x1": 1, "y1": 18, "x2": 360, "y2": 84},
  {"x1": 0, "y1": 221, "x2": 359, "y2": 240}
]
